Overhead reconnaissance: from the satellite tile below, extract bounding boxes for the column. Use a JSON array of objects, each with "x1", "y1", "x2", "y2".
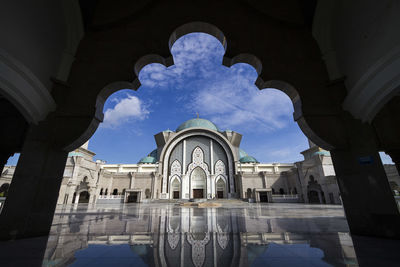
[
  {"x1": 0, "y1": 134, "x2": 68, "y2": 240},
  {"x1": 386, "y1": 149, "x2": 400, "y2": 176},
  {"x1": 74, "y1": 192, "x2": 80, "y2": 204},
  {"x1": 330, "y1": 122, "x2": 400, "y2": 238}
]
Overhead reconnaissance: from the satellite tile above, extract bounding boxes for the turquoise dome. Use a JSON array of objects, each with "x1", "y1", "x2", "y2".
[
  {"x1": 138, "y1": 156, "x2": 157, "y2": 164},
  {"x1": 239, "y1": 155, "x2": 259, "y2": 163},
  {"x1": 176, "y1": 118, "x2": 219, "y2": 132},
  {"x1": 139, "y1": 149, "x2": 158, "y2": 164}
]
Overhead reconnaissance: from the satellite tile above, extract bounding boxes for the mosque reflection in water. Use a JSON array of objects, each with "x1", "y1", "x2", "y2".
[{"x1": 43, "y1": 204, "x2": 357, "y2": 266}]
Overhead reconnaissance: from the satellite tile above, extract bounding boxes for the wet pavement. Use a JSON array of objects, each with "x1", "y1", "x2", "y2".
[{"x1": 0, "y1": 202, "x2": 399, "y2": 266}]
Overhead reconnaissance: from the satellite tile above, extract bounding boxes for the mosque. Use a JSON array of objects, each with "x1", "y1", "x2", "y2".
[{"x1": 1, "y1": 118, "x2": 399, "y2": 205}]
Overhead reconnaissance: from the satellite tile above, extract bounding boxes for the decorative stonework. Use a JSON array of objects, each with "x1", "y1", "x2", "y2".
[
  {"x1": 187, "y1": 232, "x2": 210, "y2": 267},
  {"x1": 170, "y1": 160, "x2": 182, "y2": 176},
  {"x1": 217, "y1": 223, "x2": 229, "y2": 250},
  {"x1": 167, "y1": 218, "x2": 180, "y2": 250},
  {"x1": 187, "y1": 147, "x2": 210, "y2": 176},
  {"x1": 215, "y1": 160, "x2": 226, "y2": 175}
]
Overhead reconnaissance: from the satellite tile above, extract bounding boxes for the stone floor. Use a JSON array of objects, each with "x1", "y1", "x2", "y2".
[{"x1": 0, "y1": 202, "x2": 399, "y2": 266}]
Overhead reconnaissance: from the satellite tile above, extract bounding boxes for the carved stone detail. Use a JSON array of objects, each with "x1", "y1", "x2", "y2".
[
  {"x1": 215, "y1": 160, "x2": 226, "y2": 175},
  {"x1": 187, "y1": 232, "x2": 210, "y2": 267},
  {"x1": 170, "y1": 160, "x2": 182, "y2": 176}
]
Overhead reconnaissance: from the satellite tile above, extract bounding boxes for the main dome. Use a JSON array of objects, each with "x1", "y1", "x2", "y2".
[{"x1": 176, "y1": 118, "x2": 219, "y2": 132}]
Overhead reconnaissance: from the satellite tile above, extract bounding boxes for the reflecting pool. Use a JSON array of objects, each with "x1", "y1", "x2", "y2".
[{"x1": 40, "y1": 203, "x2": 358, "y2": 267}]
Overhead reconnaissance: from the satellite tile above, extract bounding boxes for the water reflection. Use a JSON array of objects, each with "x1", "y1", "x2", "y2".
[{"x1": 43, "y1": 204, "x2": 357, "y2": 266}]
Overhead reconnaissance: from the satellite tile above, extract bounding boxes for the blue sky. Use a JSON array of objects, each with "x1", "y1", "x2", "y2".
[{"x1": 6, "y1": 33, "x2": 394, "y2": 165}]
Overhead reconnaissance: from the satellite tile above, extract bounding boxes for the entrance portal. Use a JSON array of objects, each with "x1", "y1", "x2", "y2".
[
  {"x1": 308, "y1": 190, "x2": 320, "y2": 204},
  {"x1": 190, "y1": 167, "x2": 206, "y2": 199},
  {"x1": 78, "y1": 191, "x2": 90, "y2": 203},
  {"x1": 173, "y1": 191, "x2": 180, "y2": 199},
  {"x1": 217, "y1": 191, "x2": 223, "y2": 198},
  {"x1": 128, "y1": 192, "x2": 138, "y2": 203},
  {"x1": 193, "y1": 189, "x2": 204, "y2": 199},
  {"x1": 259, "y1": 192, "x2": 268, "y2": 203}
]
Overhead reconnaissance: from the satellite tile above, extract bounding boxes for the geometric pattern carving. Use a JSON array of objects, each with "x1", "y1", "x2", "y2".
[
  {"x1": 170, "y1": 160, "x2": 182, "y2": 176},
  {"x1": 187, "y1": 147, "x2": 210, "y2": 176},
  {"x1": 215, "y1": 160, "x2": 226, "y2": 175},
  {"x1": 168, "y1": 232, "x2": 180, "y2": 250},
  {"x1": 216, "y1": 223, "x2": 229, "y2": 250},
  {"x1": 187, "y1": 232, "x2": 210, "y2": 267}
]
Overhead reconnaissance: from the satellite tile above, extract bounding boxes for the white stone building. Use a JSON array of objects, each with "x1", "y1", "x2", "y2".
[{"x1": 1, "y1": 118, "x2": 399, "y2": 205}]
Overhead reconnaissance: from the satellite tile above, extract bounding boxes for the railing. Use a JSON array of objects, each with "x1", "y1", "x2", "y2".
[{"x1": 98, "y1": 195, "x2": 124, "y2": 199}]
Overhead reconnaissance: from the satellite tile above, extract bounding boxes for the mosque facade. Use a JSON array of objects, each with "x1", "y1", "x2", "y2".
[{"x1": 1, "y1": 118, "x2": 399, "y2": 205}]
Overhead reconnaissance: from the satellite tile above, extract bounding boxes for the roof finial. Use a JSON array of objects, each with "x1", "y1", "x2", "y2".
[{"x1": 196, "y1": 112, "x2": 199, "y2": 119}]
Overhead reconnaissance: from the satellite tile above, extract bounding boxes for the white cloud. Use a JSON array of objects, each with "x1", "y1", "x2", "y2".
[
  {"x1": 102, "y1": 95, "x2": 149, "y2": 128},
  {"x1": 187, "y1": 65, "x2": 293, "y2": 132},
  {"x1": 138, "y1": 33, "x2": 225, "y2": 89}
]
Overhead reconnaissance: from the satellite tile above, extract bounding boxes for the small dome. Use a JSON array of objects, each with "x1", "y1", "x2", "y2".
[
  {"x1": 139, "y1": 149, "x2": 158, "y2": 164},
  {"x1": 176, "y1": 118, "x2": 219, "y2": 132},
  {"x1": 239, "y1": 155, "x2": 259, "y2": 163},
  {"x1": 138, "y1": 156, "x2": 157, "y2": 164}
]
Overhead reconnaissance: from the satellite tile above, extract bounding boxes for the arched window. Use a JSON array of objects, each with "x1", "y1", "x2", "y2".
[
  {"x1": 105, "y1": 188, "x2": 108, "y2": 195},
  {"x1": 247, "y1": 188, "x2": 252, "y2": 198},
  {"x1": 100, "y1": 188, "x2": 103, "y2": 195},
  {"x1": 272, "y1": 188, "x2": 275, "y2": 194},
  {"x1": 0, "y1": 183, "x2": 10, "y2": 197},
  {"x1": 279, "y1": 188, "x2": 284, "y2": 194},
  {"x1": 293, "y1": 187, "x2": 297, "y2": 194},
  {"x1": 113, "y1": 189, "x2": 118, "y2": 195}
]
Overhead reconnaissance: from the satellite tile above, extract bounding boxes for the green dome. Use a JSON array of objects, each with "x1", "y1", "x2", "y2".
[
  {"x1": 139, "y1": 149, "x2": 158, "y2": 164},
  {"x1": 176, "y1": 118, "x2": 219, "y2": 132},
  {"x1": 239, "y1": 155, "x2": 259, "y2": 163},
  {"x1": 138, "y1": 156, "x2": 157, "y2": 164}
]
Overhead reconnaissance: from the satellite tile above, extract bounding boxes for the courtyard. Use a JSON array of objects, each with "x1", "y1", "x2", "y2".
[{"x1": 0, "y1": 202, "x2": 398, "y2": 266}]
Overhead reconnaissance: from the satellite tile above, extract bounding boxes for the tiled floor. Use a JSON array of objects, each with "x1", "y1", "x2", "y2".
[{"x1": 0, "y1": 203, "x2": 399, "y2": 266}]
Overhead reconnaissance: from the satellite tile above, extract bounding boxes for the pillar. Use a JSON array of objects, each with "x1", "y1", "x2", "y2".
[
  {"x1": 74, "y1": 192, "x2": 80, "y2": 204},
  {"x1": 0, "y1": 133, "x2": 68, "y2": 240},
  {"x1": 386, "y1": 149, "x2": 400, "y2": 176},
  {"x1": 330, "y1": 121, "x2": 400, "y2": 238}
]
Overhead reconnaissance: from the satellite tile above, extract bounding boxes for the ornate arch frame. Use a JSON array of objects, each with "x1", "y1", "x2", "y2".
[{"x1": 159, "y1": 128, "x2": 237, "y2": 198}]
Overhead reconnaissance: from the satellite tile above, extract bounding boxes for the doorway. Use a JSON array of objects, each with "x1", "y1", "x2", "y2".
[
  {"x1": 308, "y1": 190, "x2": 320, "y2": 204},
  {"x1": 173, "y1": 191, "x2": 180, "y2": 199},
  {"x1": 217, "y1": 191, "x2": 223, "y2": 198},
  {"x1": 193, "y1": 189, "x2": 204, "y2": 198},
  {"x1": 128, "y1": 192, "x2": 138, "y2": 203},
  {"x1": 78, "y1": 191, "x2": 90, "y2": 203},
  {"x1": 259, "y1": 192, "x2": 268, "y2": 203}
]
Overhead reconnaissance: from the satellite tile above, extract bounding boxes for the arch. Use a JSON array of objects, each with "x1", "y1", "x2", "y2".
[
  {"x1": 105, "y1": 188, "x2": 108, "y2": 195},
  {"x1": 113, "y1": 188, "x2": 118, "y2": 195},
  {"x1": 0, "y1": 183, "x2": 10, "y2": 197},
  {"x1": 247, "y1": 188, "x2": 252, "y2": 198},
  {"x1": 279, "y1": 188, "x2": 285, "y2": 195},
  {"x1": 216, "y1": 176, "x2": 227, "y2": 199},
  {"x1": 170, "y1": 177, "x2": 181, "y2": 199},
  {"x1": 100, "y1": 188, "x2": 103, "y2": 195},
  {"x1": 0, "y1": 48, "x2": 56, "y2": 124},
  {"x1": 160, "y1": 128, "x2": 235, "y2": 196},
  {"x1": 78, "y1": 191, "x2": 90, "y2": 204},
  {"x1": 65, "y1": 20, "x2": 336, "y2": 152},
  {"x1": 190, "y1": 167, "x2": 206, "y2": 199}
]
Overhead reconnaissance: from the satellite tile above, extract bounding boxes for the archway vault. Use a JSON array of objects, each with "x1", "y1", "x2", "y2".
[{"x1": 62, "y1": 1, "x2": 347, "y2": 152}]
